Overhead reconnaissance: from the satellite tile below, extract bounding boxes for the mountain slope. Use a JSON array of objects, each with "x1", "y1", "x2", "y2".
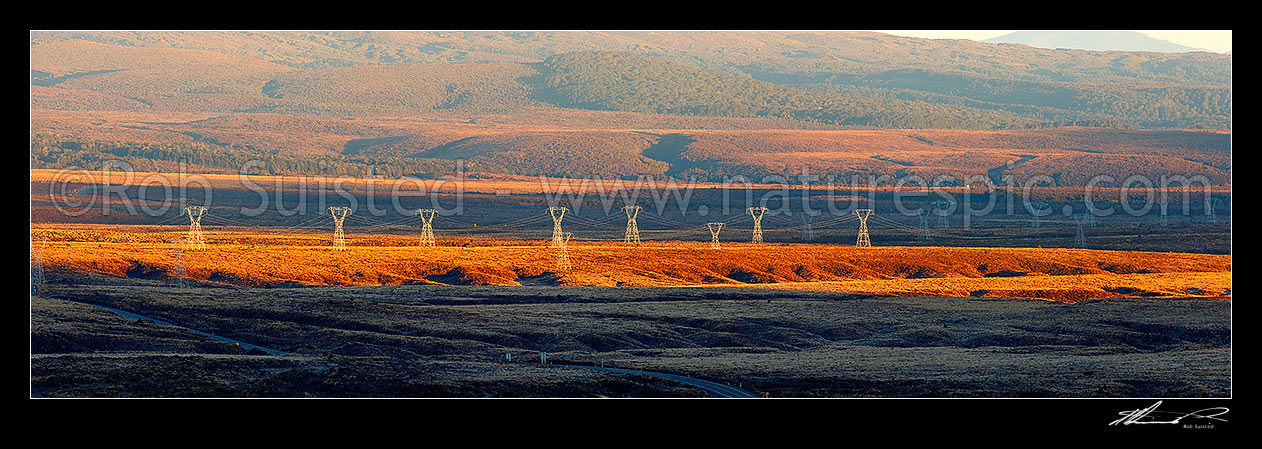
[
  {"x1": 31, "y1": 30, "x2": 1231, "y2": 85},
  {"x1": 258, "y1": 62, "x2": 545, "y2": 115},
  {"x1": 28, "y1": 31, "x2": 1232, "y2": 182},
  {"x1": 984, "y1": 31, "x2": 1210, "y2": 53},
  {"x1": 30, "y1": 31, "x2": 1231, "y2": 129},
  {"x1": 538, "y1": 51, "x2": 1040, "y2": 129}
]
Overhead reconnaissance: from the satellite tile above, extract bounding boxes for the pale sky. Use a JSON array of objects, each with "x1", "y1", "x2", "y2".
[{"x1": 873, "y1": 30, "x2": 1232, "y2": 53}]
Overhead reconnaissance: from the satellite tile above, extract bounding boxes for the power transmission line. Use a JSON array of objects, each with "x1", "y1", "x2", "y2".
[
  {"x1": 747, "y1": 207, "x2": 768, "y2": 243},
  {"x1": 855, "y1": 209, "x2": 873, "y2": 247},
  {"x1": 556, "y1": 232, "x2": 573, "y2": 270},
  {"x1": 1029, "y1": 201, "x2": 1048, "y2": 228},
  {"x1": 417, "y1": 209, "x2": 437, "y2": 246},
  {"x1": 1073, "y1": 213, "x2": 1087, "y2": 249},
  {"x1": 933, "y1": 199, "x2": 952, "y2": 229},
  {"x1": 1159, "y1": 196, "x2": 1170, "y2": 226},
  {"x1": 183, "y1": 205, "x2": 207, "y2": 250},
  {"x1": 800, "y1": 213, "x2": 816, "y2": 241},
  {"x1": 169, "y1": 239, "x2": 187, "y2": 288},
  {"x1": 919, "y1": 209, "x2": 931, "y2": 241},
  {"x1": 623, "y1": 205, "x2": 641, "y2": 245},
  {"x1": 707, "y1": 222, "x2": 724, "y2": 249},
  {"x1": 548, "y1": 207, "x2": 568, "y2": 247},
  {"x1": 31, "y1": 237, "x2": 47, "y2": 295},
  {"x1": 328, "y1": 207, "x2": 351, "y2": 250}
]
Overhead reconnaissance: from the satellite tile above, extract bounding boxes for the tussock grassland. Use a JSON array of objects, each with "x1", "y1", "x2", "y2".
[
  {"x1": 31, "y1": 284, "x2": 1231, "y2": 397},
  {"x1": 31, "y1": 107, "x2": 1229, "y2": 184},
  {"x1": 34, "y1": 227, "x2": 1229, "y2": 302}
]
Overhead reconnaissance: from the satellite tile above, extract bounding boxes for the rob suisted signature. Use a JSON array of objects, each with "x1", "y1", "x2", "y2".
[{"x1": 1109, "y1": 401, "x2": 1229, "y2": 426}]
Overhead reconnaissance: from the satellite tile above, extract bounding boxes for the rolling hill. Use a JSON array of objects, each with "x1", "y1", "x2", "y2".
[
  {"x1": 30, "y1": 31, "x2": 1231, "y2": 128},
  {"x1": 537, "y1": 51, "x2": 1039, "y2": 129},
  {"x1": 29, "y1": 31, "x2": 1232, "y2": 182}
]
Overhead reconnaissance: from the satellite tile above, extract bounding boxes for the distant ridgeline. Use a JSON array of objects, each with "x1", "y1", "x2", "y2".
[
  {"x1": 29, "y1": 32, "x2": 1232, "y2": 129},
  {"x1": 29, "y1": 32, "x2": 1231, "y2": 182}
]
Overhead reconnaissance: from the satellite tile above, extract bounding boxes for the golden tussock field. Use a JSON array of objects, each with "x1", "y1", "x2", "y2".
[{"x1": 33, "y1": 226, "x2": 1230, "y2": 303}]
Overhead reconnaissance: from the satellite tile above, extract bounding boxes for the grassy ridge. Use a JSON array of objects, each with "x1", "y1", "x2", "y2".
[
  {"x1": 31, "y1": 125, "x2": 1232, "y2": 185},
  {"x1": 538, "y1": 52, "x2": 1040, "y2": 129}
]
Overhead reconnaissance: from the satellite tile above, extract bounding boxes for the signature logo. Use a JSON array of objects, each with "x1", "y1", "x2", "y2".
[{"x1": 1109, "y1": 401, "x2": 1229, "y2": 426}]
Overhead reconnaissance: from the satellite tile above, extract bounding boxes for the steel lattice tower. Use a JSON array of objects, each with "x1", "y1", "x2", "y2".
[
  {"x1": 1159, "y1": 195, "x2": 1170, "y2": 226},
  {"x1": 623, "y1": 205, "x2": 641, "y2": 245},
  {"x1": 707, "y1": 222, "x2": 724, "y2": 249},
  {"x1": 416, "y1": 209, "x2": 437, "y2": 246},
  {"x1": 1029, "y1": 201, "x2": 1048, "y2": 228},
  {"x1": 855, "y1": 209, "x2": 873, "y2": 247},
  {"x1": 184, "y1": 206, "x2": 207, "y2": 250},
  {"x1": 747, "y1": 207, "x2": 768, "y2": 243},
  {"x1": 1073, "y1": 213, "x2": 1087, "y2": 249},
  {"x1": 933, "y1": 199, "x2": 951, "y2": 229},
  {"x1": 919, "y1": 209, "x2": 932, "y2": 241},
  {"x1": 329, "y1": 207, "x2": 351, "y2": 250},
  {"x1": 31, "y1": 237, "x2": 46, "y2": 295},
  {"x1": 801, "y1": 213, "x2": 815, "y2": 241},
  {"x1": 556, "y1": 232, "x2": 573, "y2": 270},
  {"x1": 548, "y1": 207, "x2": 568, "y2": 247},
  {"x1": 169, "y1": 239, "x2": 187, "y2": 288}
]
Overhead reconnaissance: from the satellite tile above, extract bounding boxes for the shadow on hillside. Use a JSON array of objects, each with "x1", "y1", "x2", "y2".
[
  {"x1": 342, "y1": 135, "x2": 413, "y2": 156},
  {"x1": 31, "y1": 69, "x2": 126, "y2": 87},
  {"x1": 638, "y1": 132, "x2": 698, "y2": 177}
]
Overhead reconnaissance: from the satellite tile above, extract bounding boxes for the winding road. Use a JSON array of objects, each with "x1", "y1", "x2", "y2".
[
  {"x1": 45, "y1": 297, "x2": 760, "y2": 398},
  {"x1": 558, "y1": 364, "x2": 762, "y2": 398},
  {"x1": 51, "y1": 298, "x2": 286, "y2": 356}
]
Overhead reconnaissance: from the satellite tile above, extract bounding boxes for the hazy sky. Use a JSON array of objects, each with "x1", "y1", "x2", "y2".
[{"x1": 873, "y1": 30, "x2": 1232, "y2": 53}]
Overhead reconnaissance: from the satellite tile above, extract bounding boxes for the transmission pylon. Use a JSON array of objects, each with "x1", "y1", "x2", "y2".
[
  {"x1": 919, "y1": 209, "x2": 931, "y2": 241},
  {"x1": 1073, "y1": 214, "x2": 1087, "y2": 249},
  {"x1": 855, "y1": 209, "x2": 873, "y2": 247},
  {"x1": 747, "y1": 207, "x2": 768, "y2": 243},
  {"x1": 801, "y1": 213, "x2": 816, "y2": 241},
  {"x1": 416, "y1": 208, "x2": 437, "y2": 246},
  {"x1": 1159, "y1": 199, "x2": 1169, "y2": 226},
  {"x1": 329, "y1": 207, "x2": 351, "y2": 250},
  {"x1": 31, "y1": 237, "x2": 47, "y2": 295},
  {"x1": 556, "y1": 232, "x2": 573, "y2": 270},
  {"x1": 623, "y1": 205, "x2": 641, "y2": 245},
  {"x1": 1030, "y1": 201, "x2": 1048, "y2": 228},
  {"x1": 707, "y1": 222, "x2": 724, "y2": 249},
  {"x1": 548, "y1": 207, "x2": 568, "y2": 247},
  {"x1": 169, "y1": 239, "x2": 187, "y2": 288},
  {"x1": 183, "y1": 205, "x2": 207, "y2": 250},
  {"x1": 933, "y1": 199, "x2": 951, "y2": 228}
]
